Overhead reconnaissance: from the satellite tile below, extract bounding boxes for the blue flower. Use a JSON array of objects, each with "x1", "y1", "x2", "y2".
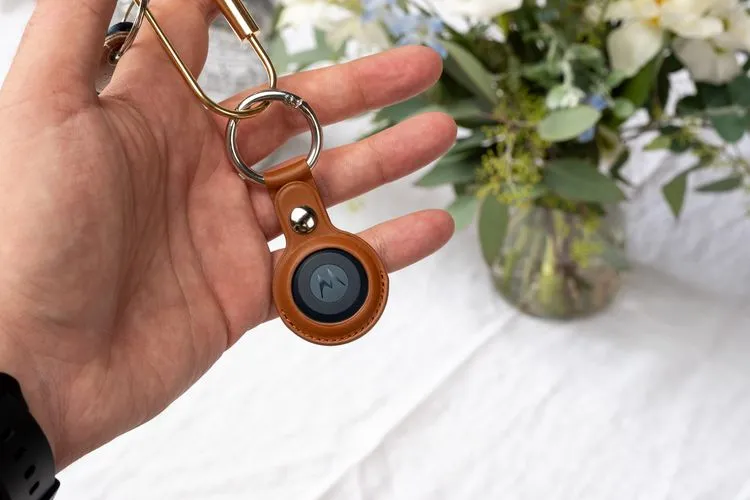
[
  {"x1": 386, "y1": 12, "x2": 447, "y2": 57},
  {"x1": 586, "y1": 94, "x2": 609, "y2": 112},
  {"x1": 362, "y1": 0, "x2": 396, "y2": 23},
  {"x1": 577, "y1": 94, "x2": 608, "y2": 143},
  {"x1": 577, "y1": 128, "x2": 596, "y2": 143}
]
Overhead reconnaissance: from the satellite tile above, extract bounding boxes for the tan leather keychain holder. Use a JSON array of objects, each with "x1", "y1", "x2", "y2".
[
  {"x1": 100, "y1": 3, "x2": 386, "y2": 344},
  {"x1": 266, "y1": 160, "x2": 389, "y2": 346}
]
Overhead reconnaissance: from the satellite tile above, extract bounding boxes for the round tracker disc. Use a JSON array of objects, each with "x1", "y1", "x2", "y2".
[{"x1": 291, "y1": 248, "x2": 369, "y2": 324}]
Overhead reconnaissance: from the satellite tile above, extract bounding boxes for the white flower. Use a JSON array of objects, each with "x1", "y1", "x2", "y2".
[
  {"x1": 325, "y1": 17, "x2": 391, "y2": 52},
  {"x1": 672, "y1": 0, "x2": 750, "y2": 84},
  {"x1": 278, "y1": 0, "x2": 391, "y2": 52},
  {"x1": 673, "y1": 38, "x2": 741, "y2": 84},
  {"x1": 710, "y1": 0, "x2": 750, "y2": 51},
  {"x1": 425, "y1": 0, "x2": 522, "y2": 19},
  {"x1": 605, "y1": 0, "x2": 724, "y2": 77},
  {"x1": 278, "y1": 0, "x2": 343, "y2": 29}
]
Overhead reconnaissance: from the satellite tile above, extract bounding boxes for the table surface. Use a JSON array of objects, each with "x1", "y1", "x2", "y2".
[{"x1": 2, "y1": 3, "x2": 750, "y2": 499}]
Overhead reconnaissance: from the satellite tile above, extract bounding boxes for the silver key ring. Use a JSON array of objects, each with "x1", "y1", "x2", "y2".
[
  {"x1": 226, "y1": 90, "x2": 323, "y2": 185},
  {"x1": 115, "y1": 0, "x2": 149, "y2": 61}
]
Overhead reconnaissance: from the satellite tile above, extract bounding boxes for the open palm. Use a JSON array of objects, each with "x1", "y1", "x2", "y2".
[{"x1": 0, "y1": 0, "x2": 456, "y2": 468}]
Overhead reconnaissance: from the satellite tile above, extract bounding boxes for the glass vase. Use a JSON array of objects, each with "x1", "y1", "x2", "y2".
[{"x1": 490, "y1": 204, "x2": 626, "y2": 319}]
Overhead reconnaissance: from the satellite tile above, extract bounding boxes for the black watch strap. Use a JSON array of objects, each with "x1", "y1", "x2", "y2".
[{"x1": 0, "y1": 373, "x2": 59, "y2": 500}]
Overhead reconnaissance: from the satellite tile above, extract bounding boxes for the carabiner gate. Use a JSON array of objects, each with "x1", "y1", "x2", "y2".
[{"x1": 105, "y1": 0, "x2": 277, "y2": 119}]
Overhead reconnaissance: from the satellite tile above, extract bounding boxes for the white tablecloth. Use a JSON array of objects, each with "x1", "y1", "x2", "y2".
[{"x1": 2, "y1": 3, "x2": 750, "y2": 499}]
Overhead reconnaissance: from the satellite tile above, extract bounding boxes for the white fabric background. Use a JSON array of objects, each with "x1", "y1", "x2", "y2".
[{"x1": 1, "y1": 2, "x2": 750, "y2": 499}]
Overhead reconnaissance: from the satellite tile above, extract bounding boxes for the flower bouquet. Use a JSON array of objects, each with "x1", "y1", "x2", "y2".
[{"x1": 271, "y1": 0, "x2": 750, "y2": 318}]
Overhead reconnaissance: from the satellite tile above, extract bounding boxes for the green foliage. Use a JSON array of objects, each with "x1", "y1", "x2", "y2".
[
  {"x1": 621, "y1": 54, "x2": 664, "y2": 109},
  {"x1": 609, "y1": 148, "x2": 631, "y2": 185},
  {"x1": 660, "y1": 159, "x2": 720, "y2": 218},
  {"x1": 447, "y1": 195, "x2": 480, "y2": 230},
  {"x1": 711, "y1": 111, "x2": 746, "y2": 143},
  {"x1": 696, "y1": 175, "x2": 744, "y2": 193},
  {"x1": 478, "y1": 195, "x2": 509, "y2": 266},
  {"x1": 538, "y1": 106, "x2": 602, "y2": 142},
  {"x1": 417, "y1": 146, "x2": 482, "y2": 187},
  {"x1": 267, "y1": 29, "x2": 346, "y2": 73},
  {"x1": 443, "y1": 40, "x2": 499, "y2": 108},
  {"x1": 543, "y1": 159, "x2": 626, "y2": 203},
  {"x1": 273, "y1": 0, "x2": 750, "y2": 254},
  {"x1": 374, "y1": 98, "x2": 494, "y2": 129},
  {"x1": 662, "y1": 171, "x2": 689, "y2": 218},
  {"x1": 644, "y1": 135, "x2": 672, "y2": 151},
  {"x1": 613, "y1": 98, "x2": 636, "y2": 120}
]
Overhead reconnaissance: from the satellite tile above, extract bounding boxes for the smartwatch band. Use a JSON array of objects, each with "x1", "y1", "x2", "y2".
[{"x1": 0, "y1": 373, "x2": 59, "y2": 500}]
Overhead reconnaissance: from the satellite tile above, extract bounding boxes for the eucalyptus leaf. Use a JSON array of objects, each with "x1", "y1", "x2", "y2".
[
  {"x1": 374, "y1": 97, "x2": 431, "y2": 123},
  {"x1": 416, "y1": 156, "x2": 478, "y2": 187},
  {"x1": 655, "y1": 55, "x2": 674, "y2": 110},
  {"x1": 478, "y1": 196, "x2": 509, "y2": 266},
  {"x1": 622, "y1": 54, "x2": 663, "y2": 108},
  {"x1": 447, "y1": 195, "x2": 480, "y2": 230},
  {"x1": 610, "y1": 148, "x2": 631, "y2": 185},
  {"x1": 729, "y1": 74, "x2": 750, "y2": 107},
  {"x1": 605, "y1": 70, "x2": 628, "y2": 89},
  {"x1": 543, "y1": 159, "x2": 626, "y2": 203},
  {"x1": 522, "y1": 61, "x2": 564, "y2": 88},
  {"x1": 669, "y1": 135, "x2": 693, "y2": 154},
  {"x1": 443, "y1": 100, "x2": 497, "y2": 127},
  {"x1": 697, "y1": 82, "x2": 732, "y2": 108},
  {"x1": 695, "y1": 175, "x2": 743, "y2": 193},
  {"x1": 375, "y1": 97, "x2": 494, "y2": 127},
  {"x1": 662, "y1": 171, "x2": 689, "y2": 218},
  {"x1": 546, "y1": 85, "x2": 585, "y2": 110},
  {"x1": 710, "y1": 111, "x2": 747, "y2": 143},
  {"x1": 676, "y1": 95, "x2": 703, "y2": 115},
  {"x1": 568, "y1": 44, "x2": 603, "y2": 62},
  {"x1": 644, "y1": 135, "x2": 672, "y2": 151},
  {"x1": 451, "y1": 134, "x2": 489, "y2": 154},
  {"x1": 537, "y1": 106, "x2": 602, "y2": 142},
  {"x1": 443, "y1": 40, "x2": 499, "y2": 107},
  {"x1": 613, "y1": 98, "x2": 636, "y2": 119}
]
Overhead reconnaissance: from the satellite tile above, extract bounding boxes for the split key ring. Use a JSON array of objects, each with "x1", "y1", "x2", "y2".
[{"x1": 225, "y1": 90, "x2": 323, "y2": 185}]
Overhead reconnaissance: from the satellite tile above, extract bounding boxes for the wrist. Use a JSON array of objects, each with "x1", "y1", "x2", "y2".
[{"x1": 0, "y1": 330, "x2": 61, "y2": 469}]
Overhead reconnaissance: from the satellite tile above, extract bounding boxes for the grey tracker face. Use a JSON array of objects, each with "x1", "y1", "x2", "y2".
[
  {"x1": 310, "y1": 264, "x2": 349, "y2": 303},
  {"x1": 292, "y1": 249, "x2": 369, "y2": 324}
]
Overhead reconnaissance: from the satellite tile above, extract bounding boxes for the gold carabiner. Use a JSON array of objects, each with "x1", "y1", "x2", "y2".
[{"x1": 139, "y1": 0, "x2": 278, "y2": 119}]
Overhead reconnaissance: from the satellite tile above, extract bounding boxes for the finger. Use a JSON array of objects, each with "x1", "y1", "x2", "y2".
[
  {"x1": 354, "y1": 210, "x2": 455, "y2": 272},
  {"x1": 267, "y1": 209, "x2": 455, "y2": 317},
  {"x1": 248, "y1": 112, "x2": 458, "y2": 239},
  {"x1": 272, "y1": 209, "x2": 454, "y2": 271},
  {"x1": 266, "y1": 210, "x2": 455, "y2": 322},
  {"x1": 106, "y1": 0, "x2": 217, "y2": 96},
  {"x1": 220, "y1": 46, "x2": 444, "y2": 167},
  {"x1": 3, "y1": 0, "x2": 118, "y2": 96}
]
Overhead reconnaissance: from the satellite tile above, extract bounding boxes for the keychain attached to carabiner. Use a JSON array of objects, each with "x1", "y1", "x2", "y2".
[
  {"x1": 99, "y1": 0, "x2": 277, "y2": 120},
  {"x1": 226, "y1": 91, "x2": 390, "y2": 346},
  {"x1": 99, "y1": 1, "x2": 389, "y2": 344},
  {"x1": 97, "y1": 0, "x2": 149, "y2": 93}
]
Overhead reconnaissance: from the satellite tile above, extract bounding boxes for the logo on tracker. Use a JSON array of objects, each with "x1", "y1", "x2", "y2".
[
  {"x1": 312, "y1": 265, "x2": 349, "y2": 303},
  {"x1": 292, "y1": 249, "x2": 369, "y2": 324}
]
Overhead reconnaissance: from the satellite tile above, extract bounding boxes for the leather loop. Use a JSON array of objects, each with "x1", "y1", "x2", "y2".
[
  {"x1": 266, "y1": 160, "x2": 389, "y2": 345},
  {"x1": 96, "y1": 30, "x2": 130, "y2": 94}
]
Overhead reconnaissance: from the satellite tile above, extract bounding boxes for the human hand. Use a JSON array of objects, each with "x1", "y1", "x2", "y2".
[{"x1": 0, "y1": 0, "x2": 456, "y2": 468}]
